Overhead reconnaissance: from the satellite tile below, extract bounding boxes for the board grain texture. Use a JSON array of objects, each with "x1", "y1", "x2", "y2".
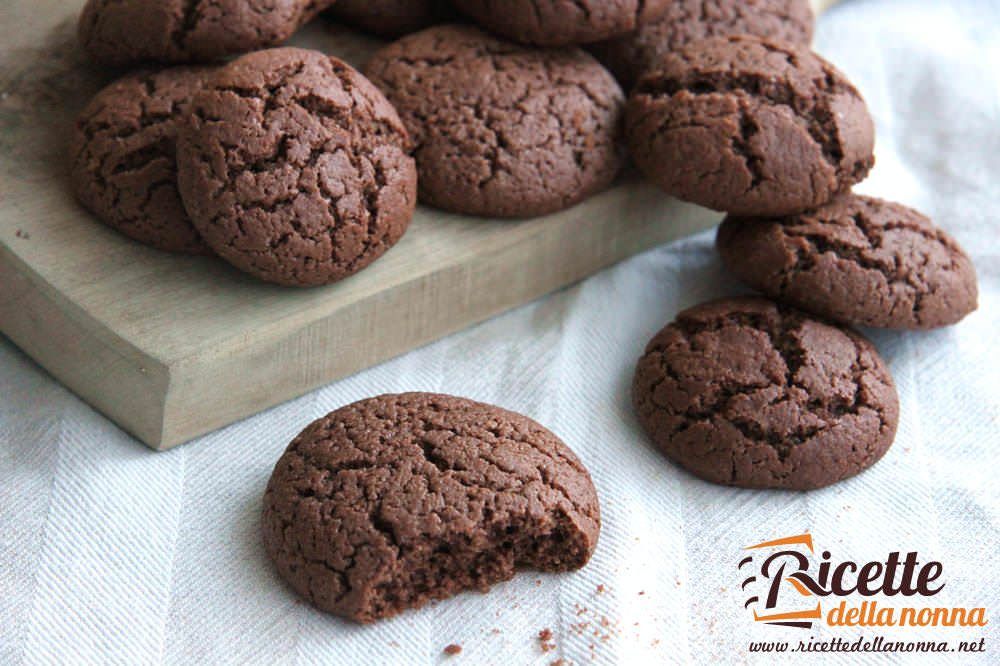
[{"x1": 0, "y1": 0, "x2": 839, "y2": 449}]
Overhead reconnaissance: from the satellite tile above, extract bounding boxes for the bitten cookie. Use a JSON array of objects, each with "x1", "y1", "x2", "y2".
[
  {"x1": 365, "y1": 25, "x2": 625, "y2": 218},
  {"x1": 176, "y1": 48, "x2": 416, "y2": 287},
  {"x1": 262, "y1": 392, "x2": 601, "y2": 623},
  {"x1": 626, "y1": 36, "x2": 875, "y2": 217},
  {"x1": 79, "y1": 0, "x2": 331, "y2": 66},
  {"x1": 632, "y1": 298, "x2": 899, "y2": 490},
  {"x1": 326, "y1": 0, "x2": 456, "y2": 38},
  {"x1": 71, "y1": 67, "x2": 213, "y2": 254},
  {"x1": 717, "y1": 194, "x2": 979, "y2": 329},
  {"x1": 591, "y1": 0, "x2": 814, "y2": 89},
  {"x1": 452, "y1": 0, "x2": 669, "y2": 46}
]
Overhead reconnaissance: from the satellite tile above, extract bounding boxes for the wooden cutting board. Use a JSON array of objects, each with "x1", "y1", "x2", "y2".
[{"x1": 0, "y1": 0, "x2": 840, "y2": 450}]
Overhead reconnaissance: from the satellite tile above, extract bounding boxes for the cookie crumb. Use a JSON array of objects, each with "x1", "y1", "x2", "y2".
[
  {"x1": 538, "y1": 628, "x2": 555, "y2": 652},
  {"x1": 596, "y1": 584, "x2": 606, "y2": 594},
  {"x1": 443, "y1": 644, "x2": 462, "y2": 656}
]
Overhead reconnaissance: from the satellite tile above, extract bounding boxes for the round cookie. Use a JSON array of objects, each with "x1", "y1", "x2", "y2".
[
  {"x1": 632, "y1": 297, "x2": 899, "y2": 490},
  {"x1": 71, "y1": 67, "x2": 213, "y2": 255},
  {"x1": 451, "y1": 0, "x2": 669, "y2": 46},
  {"x1": 365, "y1": 25, "x2": 625, "y2": 218},
  {"x1": 78, "y1": 0, "x2": 331, "y2": 66},
  {"x1": 176, "y1": 47, "x2": 416, "y2": 287},
  {"x1": 591, "y1": 0, "x2": 815, "y2": 89},
  {"x1": 717, "y1": 194, "x2": 979, "y2": 329},
  {"x1": 262, "y1": 392, "x2": 601, "y2": 623},
  {"x1": 326, "y1": 0, "x2": 457, "y2": 38},
  {"x1": 626, "y1": 35, "x2": 875, "y2": 217}
]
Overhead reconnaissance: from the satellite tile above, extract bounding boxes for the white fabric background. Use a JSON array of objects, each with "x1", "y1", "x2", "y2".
[{"x1": 2, "y1": 1, "x2": 999, "y2": 664}]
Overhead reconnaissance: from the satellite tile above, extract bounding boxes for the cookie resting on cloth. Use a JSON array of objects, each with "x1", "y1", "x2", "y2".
[
  {"x1": 262, "y1": 392, "x2": 601, "y2": 622},
  {"x1": 632, "y1": 298, "x2": 899, "y2": 490},
  {"x1": 717, "y1": 194, "x2": 979, "y2": 329}
]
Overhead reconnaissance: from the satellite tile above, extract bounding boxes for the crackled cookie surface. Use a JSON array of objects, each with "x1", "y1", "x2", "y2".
[
  {"x1": 452, "y1": 0, "x2": 669, "y2": 46},
  {"x1": 326, "y1": 0, "x2": 456, "y2": 38},
  {"x1": 71, "y1": 67, "x2": 213, "y2": 254},
  {"x1": 366, "y1": 25, "x2": 624, "y2": 218},
  {"x1": 79, "y1": 0, "x2": 330, "y2": 66},
  {"x1": 626, "y1": 35, "x2": 874, "y2": 216},
  {"x1": 718, "y1": 194, "x2": 979, "y2": 329},
  {"x1": 591, "y1": 0, "x2": 814, "y2": 89},
  {"x1": 632, "y1": 298, "x2": 898, "y2": 490},
  {"x1": 262, "y1": 392, "x2": 601, "y2": 623},
  {"x1": 176, "y1": 48, "x2": 416, "y2": 287}
]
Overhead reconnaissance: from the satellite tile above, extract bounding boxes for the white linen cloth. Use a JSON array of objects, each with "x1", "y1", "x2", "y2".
[{"x1": 2, "y1": 1, "x2": 998, "y2": 663}]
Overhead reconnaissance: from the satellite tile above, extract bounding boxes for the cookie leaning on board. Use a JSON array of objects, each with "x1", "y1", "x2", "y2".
[{"x1": 626, "y1": 34, "x2": 875, "y2": 217}]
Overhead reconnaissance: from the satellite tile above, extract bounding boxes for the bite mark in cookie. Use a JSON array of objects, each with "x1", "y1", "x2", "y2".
[{"x1": 262, "y1": 392, "x2": 601, "y2": 622}]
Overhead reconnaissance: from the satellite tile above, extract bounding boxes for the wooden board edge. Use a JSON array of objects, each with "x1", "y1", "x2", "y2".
[
  {"x1": 0, "y1": 243, "x2": 172, "y2": 446},
  {"x1": 158, "y1": 204, "x2": 721, "y2": 449}
]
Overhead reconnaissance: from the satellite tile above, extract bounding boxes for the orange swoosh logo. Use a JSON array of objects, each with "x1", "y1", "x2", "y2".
[
  {"x1": 745, "y1": 533, "x2": 814, "y2": 553},
  {"x1": 754, "y1": 604, "x2": 822, "y2": 622}
]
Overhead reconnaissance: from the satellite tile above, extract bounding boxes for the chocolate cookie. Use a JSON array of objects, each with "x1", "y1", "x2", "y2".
[
  {"x1": 626, "y1": 36, "x2": 875, "y2": 217},
  {"x1": 717, "y1": 194, "x2": 979, "y2": 329},
  {"x1": 176, "y1": 48, "x2": 417, "y2": 287},
  {"x1": 326, "y1": 0, "x2": 456, "y2": 38},
  {"x1": 632, "y1": 298, "x2": 899, "y2": 490},
  {"x1": 591, "y1": 0, "x2": 814, "y2": 89},
  {"x1": 71, "y1": 67, "x2": 212, "y2": 255},
  {"x1": 365, "y1": 25, "x2": 625, "y2": 218},
  {"x1": 78, "y1": 0, "x2": 331, "y2": 66},
  {"x1": 452, "y1": 0, "x2": 669, "y2": 46},
  {"x1": 262, "y1": 392, "x2": 601, "y2": 623}
]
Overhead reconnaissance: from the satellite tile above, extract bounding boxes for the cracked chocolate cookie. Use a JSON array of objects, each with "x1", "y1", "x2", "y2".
[
  {"x1": 632, "y1": 298, "x2": 899, "y2": 490},
  {"x1": 626, "y1": 35, "x2": 875, "y2": 217},
  {"x1": 262, "y1": 392, "x2": 601, "y2": 623},
  {"x1": 71, "y1": 66, "x2": 213, "y2": 254},
  {"x1": 78, "y1": 0, "x2": 331, "y2": 66},
  {"x1": 591, "y1": 0, "x2": 814, "y2": 89},
  {"x1": 326, "y1": 0, "x2": 456, "y2": 38},
  {"x1": 365, "y1": 25, "x2": 625, "y2": 218},
  {"x1": 452, "y1": 0, "x2": 669, "y2": 46},
  {"x1": 176, "y1": 47, "x2": 417, "y2": 287},
  {"x1": 717, "y1": 194, "x2": 979, "y2": 329}
]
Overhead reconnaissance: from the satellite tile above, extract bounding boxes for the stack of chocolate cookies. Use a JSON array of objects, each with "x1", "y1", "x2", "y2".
[
  {"x1": 68, "y1": 0, "x2": 979, "y2": 626},
  {"x1": 621, "y1": 15, "x2": 977, "y2": 490}
]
